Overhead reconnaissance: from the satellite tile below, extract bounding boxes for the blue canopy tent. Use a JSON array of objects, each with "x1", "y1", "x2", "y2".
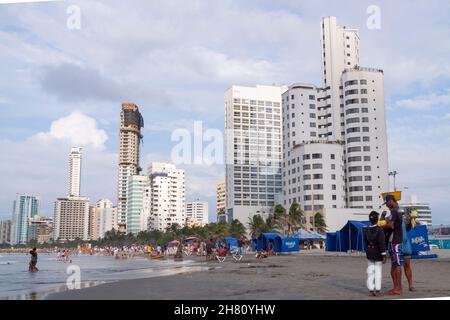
[
  {"x1": 256, "y1": 233, "x2": 283, "y2": 252},
  {"x1": 339, "y1": 220, "x2": 371, "y2": 252},
  {"x1": 281, "y1": 237, "x2": 299, "y2": 252},
  {"x1": 224, "y1": 237, "x2": 238, "y2": 251},
  {"x1": 326, "y1": 232, "x2": 337, "y2": 251},
  {"x1": 292, "y1": 229, "x2": 326, "y2": 241}
]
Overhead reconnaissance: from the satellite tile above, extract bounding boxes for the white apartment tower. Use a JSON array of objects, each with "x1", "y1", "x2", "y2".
[
  {"x1": 282, "y1": 16, "x2": 389, "y2": 220},
  {"x1": 92, "y1": 198, "x2": 118, "y2": 240},
  {"x1": 224, "y1": 85, "x2": 287, "y2": 224},
  {"x1": 117, "y1": 103, "x2": 144, "y2": 231},
  {"x1": 186, "y1": 201, "x2": 209, "y2": 227},
  {"x1": 68, "y1": 147, "x2": 82, "y2": 197},
  {"x1": 144, "y1": 162, "x2": 186, "y2": 231}
]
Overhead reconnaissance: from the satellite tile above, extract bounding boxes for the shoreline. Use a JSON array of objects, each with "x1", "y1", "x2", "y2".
[{"x1": 47, "y1": 251, "x2": 450, "y2": 300}]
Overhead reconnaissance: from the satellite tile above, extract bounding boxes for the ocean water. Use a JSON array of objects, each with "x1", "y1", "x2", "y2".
[{"x1": 0, "y1": 253, "x2": 204, "y2": 300}]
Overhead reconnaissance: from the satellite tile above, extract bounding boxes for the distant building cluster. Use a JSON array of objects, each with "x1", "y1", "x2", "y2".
[{"x1": 0, "y1": 17, "x2": 436, "y2": 243}]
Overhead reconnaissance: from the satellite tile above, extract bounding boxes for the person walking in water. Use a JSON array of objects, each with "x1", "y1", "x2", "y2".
[{"x1": 29, "y1": 248, "x2": 39, "y2": 272}]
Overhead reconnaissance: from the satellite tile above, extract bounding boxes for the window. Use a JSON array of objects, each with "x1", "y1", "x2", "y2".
[
  {"x1": 347, "y1": 127, "x2": 360, "y2": 134},
  {"x1": 309, "y1": 104, "x2": 316, "y2": 109},
  {"x1": 360, "y1": 80, "x2": 367, "y2": 85},
  {"x1": 344, "y1": 80, "x2": 358, "y2": 86},
  {"x1": 313, "y1": 184, "x2": 323, "y2": 190},
  {"x1": 363, "y1": 136, "x2": 370, "y2": 142},
  {"x1": 347, "y1": 137, "x2": 361, "y2": 143},
  {"x1": 346, "y1": 108, "x2": 359, "y2": 115},
  {"x1": 348, "y1": 146, "x2": 362, "y2": 153},
  {"x1": 303, "y1": 164, "x2": 311, "y2": 170},
  {"x1": 345, "y1": 99, "x2": 359, "y2": 105},
  {"x1": 312, "y1": 153, "x2": 322, "y2": 159},
  {"x1": 361, "y1": 98, "x2": 368, "y2": 103},
  {"x1": 365, "y1": 186, "x2": 373, "y2": 191},
  {"x1": 362, "y1": 127, "x2": 369, "y2": 132},
  {"x1": 362, "y1": 108, "x2": 369, "y2": 113},
  {"x1": 365, "y1": 176, "x2": 372, "y2": 181},
  {"x1": 350, "y1": 196, "x2": 364, "y2": 202},
  {"x1": 364, "y1": 166, "x2": 371, "y2": 171},
  {"x1": 310, "y1": 113, "x2": 316, "y2": 118},
  {"x1": 348, "y1": 166, "x2": 362, "y2": 172},
  {"x1": 309, "y1": 95, "x2": 316, "y2": 100},
  {"x1": 303, "y1": 154, "x2": 310, "y2": 160},
  {"x1": 331, "y1": 164, "x2": 336, "y2": 169},
  {"x1": 346, "y1": 117, "x2": 360, "y2": 124},
  {"x1": 310, "y1": 122, "x2": 316, "y2": 127},
  {"x1": 304, "y1": 185, "x2": 312, "y2": 190},
  {"x1": 331, "y1": 174, "x2": 336, "y2": 180},
  {"x1": 362, "y1": 117, "x2": 369, "y2": 123},
  {"x1": 361, "y1": 89, "x2": 368, "y2": 94},
  {"x1": 349, "y1": 176, "x2": 363, "y2": 182},
  {"x1": 331, "y1": 154, "x2": 335, "y2": 160},
  {"x1": 349, "y1": 186, "x2": 363, "y2": 192},
  {"x1": 313, "y1": 173, "x2": 323, "y2": 179},
  {"x1": 304, "y1": 195, "x2": 312, "y2": 201},
  {"x1": 332, "y1": 184, "x2": 336, "y2": 190},
  {"x1": 303, "y1": 175, "x2": 311, "y2": 180}
]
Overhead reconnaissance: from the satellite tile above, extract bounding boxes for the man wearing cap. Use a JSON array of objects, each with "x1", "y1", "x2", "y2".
[{"x1": 381, "y1": 194, "x2": 403, "y2": 295}]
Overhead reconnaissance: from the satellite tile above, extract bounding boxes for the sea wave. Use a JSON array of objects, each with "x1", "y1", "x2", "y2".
[{"x1": 0, "y1": 261, "x2": 19, "y2": 265}]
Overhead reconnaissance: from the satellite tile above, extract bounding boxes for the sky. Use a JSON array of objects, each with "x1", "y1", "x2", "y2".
[{"x1": 0, "y1": 0, "x2": 449, "y2": 225}]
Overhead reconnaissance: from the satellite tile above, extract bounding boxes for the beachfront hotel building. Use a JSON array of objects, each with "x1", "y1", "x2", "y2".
[
  {"x1": 224, "y1": 85, "x2": 287, "y2": 225},
  {"x1": 53, "y1": 148, "x2": 90, "y2": 241},
  {"x1": 53, "y1": 197, "x2": 90, "y2": 241},
  {"x1": 27, "y1": 215, "x2": 53, "y2": 244},
  {"x1": 216, "y1": 179, "x2": 226, "y2": 222},
  {"x1": 126, "y1": 175, "x2": 149, "y2": 234},
  {"x1": 68, "y1": 147, "x2": 82, "y2": 197},
  {"x1": 186, "y1": 200, "x2": 209, "y2": 227},
  {"x1": 400, "y1": 195, "x2": 433, "y2": 227},
  {"x1": 117, "y1": 103, "x2": 144, "y2": 232},
  {"x1": 281, "y1": 16, "x2": 389, "y2": 231},
  {"x1": 10, "y1": 194, "x2": 40, "y2": 245},
  {"x1": 90, "y1": 198, "x2": 117, "y2": 240},
  {"x1": 143, "y1": 162, "x2": 186, "y2": 232},
  {"x1": 0, "y1": 220, "x2": 11, "y2": 244}
]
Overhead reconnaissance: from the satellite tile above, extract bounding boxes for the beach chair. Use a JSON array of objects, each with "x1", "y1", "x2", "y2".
[
  {"x1": 231, "y1": 248, "x2": 243, "y2": 262},
  {"x1": 215, "y1": 248, "x2": 227, "y2": 263}
]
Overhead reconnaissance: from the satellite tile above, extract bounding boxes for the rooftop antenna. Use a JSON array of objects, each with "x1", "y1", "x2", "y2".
[{"x1": 388, "y1": 171, "x2": 399, "y2": 191}]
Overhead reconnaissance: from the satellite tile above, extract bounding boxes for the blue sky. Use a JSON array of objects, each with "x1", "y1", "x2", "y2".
[{"x1": 0, "y1": 0, "x2": 449, "y2": 225}]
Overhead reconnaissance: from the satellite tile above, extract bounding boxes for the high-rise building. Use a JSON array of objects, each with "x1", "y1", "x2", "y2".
[
  {"x1": 90, "y1": 198, "x2": 117, "y2": 240},
  {"x1": 127, "y1": 175, "x2": 149, "y2": 234},
  {"x1": 224, "y1": 85, "x2": 287, "y2": 225},
  {"x1": 10, "y1": 194, "x2": 40, "y2": 245},
  {"x1": 216, "y1": 179, "x2": 226, "y2": 222},
  {"x1": 117, "y1": 103, "x2": 144, "y2": 232},
  {"x1": 53, "y1": 197, "x2": 89, "y2": 241},
  {"x1": 186, "y1": 200, "x2": 209, "y2": 227},
  {"x1": 28, "y1": 215, "x2": 53, "y2": 244},
  {"x1": 68, "y1": 147, "x2": 82, "y2": 197},
  {"x1": 53, "y1": 148, "x2": 90, "y2": 241},
  {"x1": 144, "y1": 162, "x2": 186, "y2": 231},
  {"x1": 0, "y1": 220, "x2": 11, "y2": 244},
  {"x1": 400, "y1": 195, "x2": 432, "y2": 227},
  {"x1": 281, "y1": 16, "x2": 389, "y2": 229}
]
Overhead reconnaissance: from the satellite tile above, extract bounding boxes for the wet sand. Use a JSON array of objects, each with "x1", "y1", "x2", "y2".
[{"x1": 47, "y1": 250, "x2": 450, "y2": 300}]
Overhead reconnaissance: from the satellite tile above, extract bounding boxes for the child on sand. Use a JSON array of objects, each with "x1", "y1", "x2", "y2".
[{"x1": 364, "y1": 211, "x2": 387, "y2": 297}]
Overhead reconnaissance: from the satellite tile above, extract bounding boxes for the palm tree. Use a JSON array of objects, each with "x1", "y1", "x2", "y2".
[
  {"x1": 230, "y1": 219, "x2": 247, "y2": 239},
  {"x1": 247, "y1": 214, "x2": 268, "y2": 239},
  {"x1": 286, "y1": 203, "x2": 304, "y2": 236},
  {"x1": 313, "y1": 212, "x2": 327, "y2": 234},
  {"x1": 269, "y1": 205, "x2": 286, "y2": 234}
]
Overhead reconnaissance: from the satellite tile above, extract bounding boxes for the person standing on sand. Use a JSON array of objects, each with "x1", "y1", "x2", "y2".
[
  {"x1": 364, "y1": 211, "x2": 387, "y2": 297},
  {"x1": 381, "y1": 194, "x2": 403, "y2": 295}
]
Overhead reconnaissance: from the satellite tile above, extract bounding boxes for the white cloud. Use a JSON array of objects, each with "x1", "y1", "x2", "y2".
[
  {"x1": 34, "y1": 111, "x2": 108, "y2": 150},
  {"x1": 395, "y1": 88, "x2": 450, "y2": 110}
]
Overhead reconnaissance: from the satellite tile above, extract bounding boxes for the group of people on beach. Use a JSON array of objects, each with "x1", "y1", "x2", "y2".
[{"x1": 364, "y1": 194, "x2": 415, "y2": 296}]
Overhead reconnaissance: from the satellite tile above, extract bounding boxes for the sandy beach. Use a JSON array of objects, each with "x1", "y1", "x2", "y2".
[{"x1": 46, "y1": 249, "x2": 450, "y2": 300}]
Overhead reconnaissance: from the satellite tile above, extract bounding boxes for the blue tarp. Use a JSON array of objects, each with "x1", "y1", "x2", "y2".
[
  {"x1": 326, "y1": 232, "x2": 337, "y2": 251},
  {"x1": 224, "y1": 237, "x2": 238, "y2": 251},
  {"x1": 281, "y1": 237, "x2": 299, "y2": 252},
  {"x1": 252, "y1": 239, "x2": 258, "y2": 251}
]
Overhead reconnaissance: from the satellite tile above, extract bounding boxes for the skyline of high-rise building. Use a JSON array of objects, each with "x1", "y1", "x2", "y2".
[
  {"x1": 127, "y1": 175, "x2": 149, "y2": 234},
  {"x1": 90, "y1": 198, "x2": 117, "y2": 240},
  {"x1": 117, "y1": 103, "x2": 144, "y2": 232},
  {"x1": 10, "y1": 194, "x2": 40, "y2": 245},
  {"x1": 68, "y1": 147, "x2": 82, "y2": 198},
  {"x1": 53, "y1": 148, "x2": 90, "y2": 241}
]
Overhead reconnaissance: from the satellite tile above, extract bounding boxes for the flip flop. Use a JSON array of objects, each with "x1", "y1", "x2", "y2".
[{"x1": 409, "y1": 287, "x2": 417, "y2": 292}]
